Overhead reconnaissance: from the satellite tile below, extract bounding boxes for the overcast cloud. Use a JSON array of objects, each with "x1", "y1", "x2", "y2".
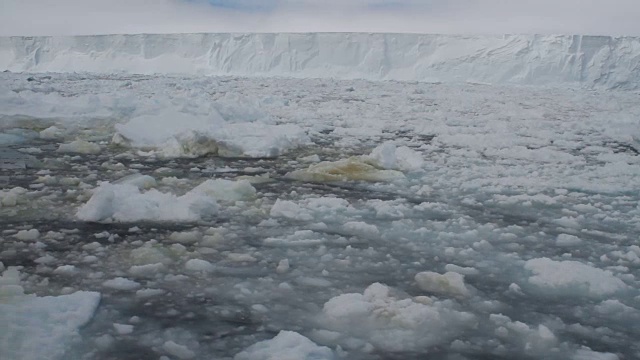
[{"x1": 1, "y1": 0, "x2": 638, "y2": 36}]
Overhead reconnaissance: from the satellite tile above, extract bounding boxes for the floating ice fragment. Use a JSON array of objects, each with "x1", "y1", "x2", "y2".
[
  {"x1": 342, "y1": 221, "x2": 379, "y2": 238},
  {"x1": 227, "y1": 253, "x2": 257, "y2": 262},
  {"x1": 113, "y1": 323, "x2": 134, "y2": 335},
  {"x1": 135, "y1": 288, "x2": 166, "y2": 298},
  {"x1": 276, "y1": 259, "x2": 290, "y2": 273},
  {"x1": 57, "y1": 140, "x2": 101, "y2": 154},
  {"x1": 524, "y1": 258, "x2": 627, "y2": 297},
  {"x1": 128, "y1": 263, "x2": 166, "y2": 278},
  {"x1": 367, "y1": 141, "x2": 424, "y2": 171},
  {"x1": 234, "y1": 330, "x2": 334, "y2": 360},
  {"x1": 130, "y1": 245, "x2": 174, "y2": 265},
  {"x1": 192, "y1": 179, "x2": 256, "y2": 202},
  {"x1": 169, "y1": 230, "x2": 203, "y2": 244},
  {"x1": 163, "y1": 340, "x2": 196, "y2": 359},
  {"x1": 555, "y1": 234, "x2": 582, "y2": 247},
  {"x1": 102, "y1": 277, "x2": 141, "y2": 291},
  {"x1": 572, "y1": 348, "x2": 620, "y2": 360},
  {"x1": 13, "y1": 229, "x2": 40, "y2": 241},
  {"x1": 489, "y1": 313, "x2": 558, "y2": 354},
  {"x1": 114, "y1": 109, "x2": 308, "y2": 158},
  {"x1": 286, "y1": 157, "x2": 404, "y2": 183},
  {"x1": 76, "y1": 182, "x2": 218, "y2": 222},
  {"x1": 53, "y1": 265, "x2": 77, "y2": 275},
  {"x1": 415, "y1": 271, "x2": 470, "y2": 297},
  {"x1": 185, "y1": 259, "x2": 215, "y2": 272},
  {"x1": 270, "y1": 199, "x2": 314, "y2": 221},
  {"x1": 1, "y1": 267, "x2": 101, "y2": 360},
  {"x1": 322, "y1": 283, "x2": 476, "y2": 352},
  {"x1": 444, "y1": 264, "x2": 480, "y2": 276},
  {"x1": 0, "y1": 187, "x2": 27, "y2": 207},
  {"x1": 40, "y1": 126, "x2": 63, "y2": 140},
  {"x1": 113, "y1": 173, "x2": 157, "y2": 189}
]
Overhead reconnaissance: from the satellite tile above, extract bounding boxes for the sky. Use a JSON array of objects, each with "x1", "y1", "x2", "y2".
[{"x1": 1, "y1": 0, "x2": 639, "y2": 36}]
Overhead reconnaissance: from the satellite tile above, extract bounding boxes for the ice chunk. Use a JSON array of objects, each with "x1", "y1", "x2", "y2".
[
  {"x1": 555, "y1": 234, "x2": 582, "y2": 247},
  {"x1": 76, "y1": 182, "x2": 218, "y2": 222},
  {"x1": 114, "y1": 109, "x2": 308, "y2": 158},
  {"x1": 524, "y1": 258, "x2": 627, "y2": 297},
  {"x1": 322, "y1": 283, "x2": 476, "y2": 352},
  {"x1": 234, "y1": 331, "x2": 334, "y2": 360},
  {"x1": 214, "y1": 93, "x2": 272, "y2": 124},
  {"x1": 191, "y1": 179, "x2": 256, "y2": 202},
  {"x1": 270, "y1": 197, "x2": 353, "y2": 222},
  {"x1": 342, "y1": 221, "x2": 379, "y2": 238},
  {"x1": 130, "y1": 245, "x2": 173, "y2": 265},
  {"x1": 215, "y1": 123, "x2": 310, "y2": 158},
  {"x1": 1, "y1": 267, "x2": 100, "y2": 360},
  {"x1": 128, "y1": 263, "x2": 166, "y2": 278},
  {"x1": 13, "y1": 229, "x2": 40, "y2": 241},
  {"x1": 286, "y1": 157, "x2": 404, "y2": 182},
  {"x1": 572, "y1": 348, "x2": 620, "y2": 360},
  {"x1": 102, "y1": 277, "x2": 141, "y2": 291},
  {"x1": 270, "y1": 199, "x2": 314, "y2": 221},
  {"x1": 113, "y1": 109, "x2": 222, "y2": 157},
  {"x1": 163, "y1": 340, "x2": 196, "y2": 359},
  {"x1": 113, "y1": 174, "x2": 157, "y2": 189},
  {"x1": 368, "y1": 141, "x2": 424, "y2": 171},
  {"x1": 57, "y1": 140, "x2": 101, "y2": 154},
  {"x1": 40, "y1": 126, "x2": 63, "y2": 140},
  {"x1": 0, "y1": 187, "x2": 27, "y2": 207},
  {"x1": 264, "y1": 230, "x2": 325, "y2": 247},
  {"x1": 227, "y1": 253, "x2": 257, "y2": 262},
  {"x1": 169, "y1": 230, "x2": 203, "y2": 244},
  {"x1": 113, "y1": 323, "x2": 134, "y2": 335},
  {"x1": 489, "y1": 313, "x2": 558, "y2": 354},
  {"x1": 53, "y1": 265, "x2": 77, "y2": 275},
  {"x1": 136, "y1": 288, "x2": 166, "y2": 298},
  {"x1": 276, "y1": 259, "x2": 290, "y2": 273},
  {"x1": 415, "y1": 271, "x2": 470, "y2": 297},
  {"x1": 444, "y1": 264, "x2": 480, "y2": 276},
  {"x1": 185, "y1": 259, "x2": 215, "y2": 272}
]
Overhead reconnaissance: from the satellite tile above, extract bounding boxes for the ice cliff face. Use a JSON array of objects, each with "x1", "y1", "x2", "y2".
[{"x1": 1, "y1": 33, "x2": 639, "y2": 89}]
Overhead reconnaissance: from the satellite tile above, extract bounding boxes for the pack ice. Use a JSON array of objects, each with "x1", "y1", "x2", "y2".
[{"x1": 1, "y1": 31, "x2": 639, "y2": 360}]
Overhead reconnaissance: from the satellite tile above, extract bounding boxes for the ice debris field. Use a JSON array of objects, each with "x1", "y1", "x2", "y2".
[{"x1": 0, "y1": 33, "x2": 640, "y2": 360}]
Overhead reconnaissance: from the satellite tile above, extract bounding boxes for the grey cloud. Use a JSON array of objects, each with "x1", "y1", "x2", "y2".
[{"x1": 1, "y1": 0, "x2": 638, "y2": 36}]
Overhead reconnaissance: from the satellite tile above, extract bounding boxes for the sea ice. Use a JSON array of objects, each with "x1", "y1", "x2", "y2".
[
  {"x1": 76, "y1": 182, "x2": 218, "y2": 222},
  {"x1": 524, "y1": 258, "x2": 627, "y2": 297},
  {"x1": 286, "y1": 157, "x2": 405, "y2": 182},
  {"x1": 415, "y1": 271, "x2": 470, "y2": 297},
  {"x1": 102, "y1": 277, "x2": 141, "y2": 291},
  {"x1": 234, "y1": 331, "x2": 334, "y2": 360},
  {"x1": 57, "y1": 140, "x2": 101, "y2": 155},
  {"x1": 322, "y1": 283, "x2": 476, "y2": 352},
  {"x1": 367, "y1": 141, "x2": 424, "y2": 171},
  {"x1": 113, "y1": 108, "x2": 309, "y2": 158},
  {"x1": 0, "y1": 267, "x2": 101, "y2": 360}
]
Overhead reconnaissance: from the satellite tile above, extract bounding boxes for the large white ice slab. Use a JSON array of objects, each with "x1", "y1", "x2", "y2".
[
  {"x1": 1, "y1": 33, "x2": 639, "y2": 89},
  {"x1": 0, "y1": 267, "x2": 101, "y2": 360}
]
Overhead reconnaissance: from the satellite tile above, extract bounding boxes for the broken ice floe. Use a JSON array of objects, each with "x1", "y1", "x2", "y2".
[
  {"x1": 113, "y1": 109, "x2": 309, "y2": 158},
  {"x1": 234, "y1": 331, "x2": 334, "y2": 360},
  {"x1": 320, "y1": 283, "x2": 476, "y2": 352},
  {"x1": 523, "y1": 258, "x2": 628, "y2": 298},
  {"x1": 76, "y1": 178, "x2": 256, "y2": 222},
  {"x1": 286, "y1": 141, "x2": 423, "y2": 182},
  {"x1": 0, "y1": 267, "x2": 101, "y2": 360}
]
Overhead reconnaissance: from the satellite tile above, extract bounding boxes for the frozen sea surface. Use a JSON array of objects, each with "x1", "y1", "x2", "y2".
[{"x1": 0, "y1": 72, "x2": 639, "y2": 360}]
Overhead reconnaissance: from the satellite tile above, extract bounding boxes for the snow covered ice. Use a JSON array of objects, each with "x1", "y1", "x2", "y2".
[{"x1": 1, "y1": 33, "x2": 640, "y2": 360}]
